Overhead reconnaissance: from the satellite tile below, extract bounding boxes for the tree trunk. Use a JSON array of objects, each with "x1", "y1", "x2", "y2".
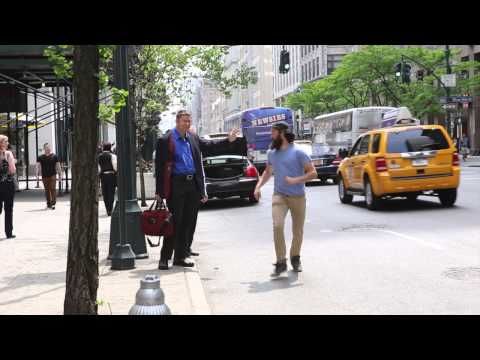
[{"x1": 64, "y1": 45, "x2": 100, "y2": 315}]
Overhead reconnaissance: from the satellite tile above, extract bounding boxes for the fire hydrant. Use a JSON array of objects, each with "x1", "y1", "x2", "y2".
[{"x1": 128, "y1": 275, "x2": 171, "y2": 315}]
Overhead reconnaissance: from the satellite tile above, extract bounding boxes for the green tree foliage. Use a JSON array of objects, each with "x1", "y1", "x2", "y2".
[{"x1": 286, "y1": 45, "x2": 480, "y2": 120}]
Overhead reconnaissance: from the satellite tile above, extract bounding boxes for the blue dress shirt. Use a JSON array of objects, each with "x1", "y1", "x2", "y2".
[{"x1": 172, "y1": 128, "x2": 196, "y2": 176}]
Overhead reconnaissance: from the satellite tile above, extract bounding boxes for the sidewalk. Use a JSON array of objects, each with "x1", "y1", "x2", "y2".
[
  {"x1": 0, "y1": 189, "x2": 210, "y2": 315},
  {"x1": 462, "y1": 155, "x2": 480, "y2": 167}
]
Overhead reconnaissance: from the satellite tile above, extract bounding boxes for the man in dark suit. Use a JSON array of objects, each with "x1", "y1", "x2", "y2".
[{"x1": 155, "y1": 110, "x2": 239, "y2": 269}]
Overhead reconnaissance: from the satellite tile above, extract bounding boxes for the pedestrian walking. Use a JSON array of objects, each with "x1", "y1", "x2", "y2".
[
  {"x1": 0, "y1": 135, "x2": 17, "y2": 239},
  {"x1": 155, "y1": 110, "x2": 239, "y2": 270},
  {"x1": 98, "y1": 142, "x2": 117, "y2": 216},
  {"x1": 253, "y1": 121, "x2": 317, "y2": 277},
  {"x1": 460, "y1": 133, "x2": 470, "y2": 161},
  {"x1": 36, "y1": 143, "x2": 62, "y2": 210}
]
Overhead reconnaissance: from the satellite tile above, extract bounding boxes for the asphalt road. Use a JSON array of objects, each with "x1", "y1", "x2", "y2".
[{"x1": 194, "y1": 164, "x2": 480, "y2": 314}]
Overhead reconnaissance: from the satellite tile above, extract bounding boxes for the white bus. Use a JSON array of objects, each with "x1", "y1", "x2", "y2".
[{"x1": 312, "y1": 106, "x2": 396, "y2": 152}]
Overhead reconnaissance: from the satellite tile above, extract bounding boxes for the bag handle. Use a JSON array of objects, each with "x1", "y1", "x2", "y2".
[{"x1": 148, "y1": 198, "x2": 169, "y2": 211}]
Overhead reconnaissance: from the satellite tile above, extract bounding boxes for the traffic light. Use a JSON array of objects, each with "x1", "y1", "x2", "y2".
[
  {"x1": 279, "y1": 49, "x2": 290, "y2": 74},
  {"x1": 416, "y1": 69, "x2": 424, "y2": 81},
  {"x1": 402, "y1": 63, "x2": 411, "y2": 83},
  {"x1": 394, "y1": 62, "x2": 412, "y2": 83},
  {"x1": 395, "y1": 63, "x2": 402, "y2": 79}
]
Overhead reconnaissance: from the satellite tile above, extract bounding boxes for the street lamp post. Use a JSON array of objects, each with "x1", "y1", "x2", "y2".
[
  {"x1": 110, "y1": 45, "x2": 137, "y2": 270},
  {"x1": 109, "y1": 45, "x2": 148, "y2": 264}
]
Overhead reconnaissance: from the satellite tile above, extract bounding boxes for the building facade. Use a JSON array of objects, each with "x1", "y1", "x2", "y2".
[
  {"x1": 188, "y1": 45, "x2": 275, "y2": 135},
  {"x1": 273, "y1": 45, "x2": 358, "y2": 106}
]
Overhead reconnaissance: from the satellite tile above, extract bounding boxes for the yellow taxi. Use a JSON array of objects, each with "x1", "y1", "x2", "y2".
[{"x1": 337, "y1": 119, "x2": 460, "y2": 210}]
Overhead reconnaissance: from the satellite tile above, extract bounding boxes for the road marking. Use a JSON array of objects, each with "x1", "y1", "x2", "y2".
[
  {"x1": 462, "y1": 177, "x2": 480, "y2": 181},
  {"x1": 380, "y1": 229, "x2": 446, "y2": 251}
]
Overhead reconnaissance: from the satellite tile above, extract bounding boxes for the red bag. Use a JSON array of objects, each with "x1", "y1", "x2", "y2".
[{"x1": 141, "y1": 199, "x2": 174, "y2": 242}]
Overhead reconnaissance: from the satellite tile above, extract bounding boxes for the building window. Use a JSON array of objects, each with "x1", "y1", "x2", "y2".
[
  {"x1": 327, "y1": 54, "x2": 344, "y2": 75},
  {"x1": 316, "y1": 57, "x2": 320, "y2": 77},
  {"x1": 302, "y1": 64, "x2": 305, "y2": 82},
  {"x1": 308, "y1": 62, "x2": 311, "y2": 80},
  {"x1": 312, "y1": 59, "x2": 315, "y2": 78}
]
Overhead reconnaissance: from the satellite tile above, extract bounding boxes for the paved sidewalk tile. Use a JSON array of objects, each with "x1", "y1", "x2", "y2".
[{"x1": 0, "y1": 190, "x2": 209, "y2": 315}]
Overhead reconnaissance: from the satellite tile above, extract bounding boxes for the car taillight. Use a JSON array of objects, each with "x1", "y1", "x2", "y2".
[
  {"x1": 453, "y1": 152, "x2": 460, "y2": 166},
  {"x1": 244, "y1": 164, "x2": 258, "y2": 178},
  {"x1": 375, "y1": 157, "x2": 388, "y2": 172},
  {"x1": 332, "y1": 156, "x2": 341, "y2": 166}
]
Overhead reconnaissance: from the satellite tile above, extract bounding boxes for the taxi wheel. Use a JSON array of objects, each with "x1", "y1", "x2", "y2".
[
  {"x1": 438, "y1": 189, "x2": 457, "y2": 207},
  {"x1": 332, "y1": 177, "x2": 339, "y2": 185},
  {"x1": 364, "y1": 177, "x2": 381, "y2": 211},
  {"x1": 338, "y1": 175, "x2": 353, "y2": 204}
]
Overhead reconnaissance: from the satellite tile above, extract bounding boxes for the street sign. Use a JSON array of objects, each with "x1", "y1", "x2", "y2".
[
  {"x1": 442, "y1": 104, "x2": 457, "y2": 110},
  {"x1": 440, "y1": 95, "x2": 472, "y2": 104},
  {"x1": 441, "y1": 74, "x2": 456, "y2": 87}
]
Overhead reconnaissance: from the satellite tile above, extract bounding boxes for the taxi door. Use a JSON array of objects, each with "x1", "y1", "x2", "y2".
[
  {"x1": 352, "y1": 135, "x2": 371, "y2": 189},
  {"x1": 343, "y1": 136, "x2": 363, "y2": 189}
]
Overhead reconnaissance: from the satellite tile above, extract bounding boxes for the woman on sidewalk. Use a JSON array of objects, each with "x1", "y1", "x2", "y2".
[{"x1": 0, "y1": 135, "x2": 16, "y2": 239}]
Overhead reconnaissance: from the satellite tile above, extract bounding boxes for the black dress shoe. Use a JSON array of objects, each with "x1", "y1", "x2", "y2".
[
  {"x1": 158, "y1": 259, "x2": 169, "y2": 270},
  {"x1": 189, "y1": 251, "x2": 200, "y2": 257},
  {"x1": 7, "y1": 235, "x2": 16, "y2": 239},
  {"x1": 173, "y1": 258, "x2": 195, "y2": 267}
]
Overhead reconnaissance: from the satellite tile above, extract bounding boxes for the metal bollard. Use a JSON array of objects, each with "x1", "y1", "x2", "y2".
[{"x1": 129, "y1": 275, "x2": 171, "y2": 315}]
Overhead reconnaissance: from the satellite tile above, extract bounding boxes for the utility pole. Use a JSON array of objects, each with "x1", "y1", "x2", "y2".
[{"x1": 445, "y1": 45, "x2": 453, "y2": 139}]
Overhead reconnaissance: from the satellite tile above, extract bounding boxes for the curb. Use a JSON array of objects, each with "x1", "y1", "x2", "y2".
[{"x1": 183, "y1": 267, "x2": 212, "y2": 315}]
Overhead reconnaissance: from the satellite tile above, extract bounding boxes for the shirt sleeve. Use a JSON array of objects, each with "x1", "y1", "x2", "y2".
[
  {"x1": 267, "y1": 150, "x2": 272, "y2": 165},
  {"x1": 297, "y1": 149, "x2": 312, "y2": 166}
]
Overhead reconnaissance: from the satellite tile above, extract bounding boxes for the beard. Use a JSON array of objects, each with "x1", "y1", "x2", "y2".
[{"x1": 270, "y1": 137, "x2": 283, "y2": 150}]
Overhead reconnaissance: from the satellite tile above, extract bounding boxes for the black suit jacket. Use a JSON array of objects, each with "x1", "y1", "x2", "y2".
[{"x1": 155, "y1": 130, "x2": 234, "y2": 199}]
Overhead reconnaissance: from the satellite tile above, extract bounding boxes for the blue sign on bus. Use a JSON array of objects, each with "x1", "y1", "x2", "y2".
[{"x1": 240, "y1": 107, "x2": 293, "y2": 151}]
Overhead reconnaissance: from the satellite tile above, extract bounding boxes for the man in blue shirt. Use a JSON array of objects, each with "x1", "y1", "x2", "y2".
[
  {"x1": 155, "y1": 110, "x2": 239, "y2": 269},
  {"x1": 254, "y1": 122, "x2": 317, "y2": 276}
]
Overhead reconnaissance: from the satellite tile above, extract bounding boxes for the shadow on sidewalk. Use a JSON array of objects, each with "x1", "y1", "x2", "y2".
[
  {"x1": 13, "y1": 189, "x2": 71, "y2": 203},
  {"x1": 241, "y1": 271, "x2": 303, "y2": 293},
  {"x1": 0, "y1": 284, "x2": 65, "y2": 307},
  {"x1": 0, "y1": 271, "x2": 65, "y2": 295}
]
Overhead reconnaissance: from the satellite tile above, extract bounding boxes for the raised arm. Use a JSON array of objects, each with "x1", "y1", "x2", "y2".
[{"x1": 197, "y1": 128, "x2": 241, "y2": 157}]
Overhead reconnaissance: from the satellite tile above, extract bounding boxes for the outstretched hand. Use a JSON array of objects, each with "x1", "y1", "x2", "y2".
[{"x1": 228, "y1": 128, "x2": 240, "y2": 143}]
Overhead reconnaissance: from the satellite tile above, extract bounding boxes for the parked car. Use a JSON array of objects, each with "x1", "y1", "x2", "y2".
[
  {"x1": 202, "y1": 135, "x2": 259, "y2": 203},
  {"x1": 337, "y1": 119, "x2": 460, "y2": 210},
  {"x1": 294, "y1": 140, "x2": 341, "y2": 184}
]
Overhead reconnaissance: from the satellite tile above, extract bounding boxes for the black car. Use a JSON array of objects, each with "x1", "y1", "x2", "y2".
[
  {"x1": 202, "y1": 135, "x2": 259, "y2": 203},
  {"x1": 295, "y1": 141, "x2": 342, "y2": 185}
]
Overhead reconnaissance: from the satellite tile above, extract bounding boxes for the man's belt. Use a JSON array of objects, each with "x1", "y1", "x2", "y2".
[{"x1": 173, "y1": 174, "x2": 195, "y2": 181}]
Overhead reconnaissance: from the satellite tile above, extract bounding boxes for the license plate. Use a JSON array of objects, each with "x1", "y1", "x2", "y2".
[
  {"x1": 217, "y1": 180, "x2": 237, "y2": 187},
  {"x1": 412, "y1": 158, "x2": 428, "y2": 167}
]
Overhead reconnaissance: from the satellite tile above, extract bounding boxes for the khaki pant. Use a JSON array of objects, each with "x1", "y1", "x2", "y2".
[
  {"x1": 272, "y1": 193, "x2": 306, "y2": 262},
  {"x1": 42, "y1": 176, "x2": 57, "y2": 206}
]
